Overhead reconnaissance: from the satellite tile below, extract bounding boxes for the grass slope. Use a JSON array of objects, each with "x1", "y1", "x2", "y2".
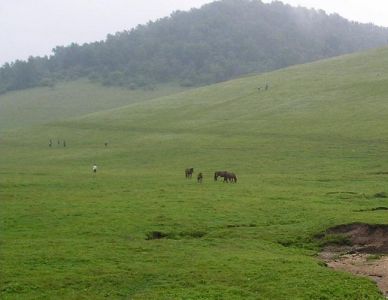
[
  {"x1": 0, "y1": 80, "x2": 186, "y2": 130},
  {"x1": 1, "y1": 47, "x2": 388, "y2": 299}
]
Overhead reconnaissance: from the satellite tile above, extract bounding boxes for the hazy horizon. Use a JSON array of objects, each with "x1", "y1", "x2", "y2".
[{"x1": 1, "y1": 0, "x2": 388, "y2": 65}]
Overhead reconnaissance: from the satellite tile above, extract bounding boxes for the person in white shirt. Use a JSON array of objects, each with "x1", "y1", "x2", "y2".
[{"x1": 93, "y1": 165, "x2": 97, "y2": 173}]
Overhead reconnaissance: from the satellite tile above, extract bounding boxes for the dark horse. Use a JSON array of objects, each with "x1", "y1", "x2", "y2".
[
  {"x1": 185, "y1": 168, "x2": 194, "y2": 178},
  {"x1": 214, "y1": 171, "x2": 227, "y2": 181},
  {"x1": 225, "y1": 172, "x2": 237, "y2": 183},
  {"x1": 197, "y1": 172, "x2": 203, "y2": 183},
  {"x1": 214, "y1": 171, "x2": 237, "y2": 183}
]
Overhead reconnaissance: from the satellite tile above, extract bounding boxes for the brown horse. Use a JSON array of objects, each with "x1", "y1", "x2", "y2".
[
  {"x1": 214, "y1": 171, "x2": 237, "y2": 183},
  {"x1": 225, "y1": 172, "x2": 237, "y2": 183},
  {"x1": 185, "y1": 168, "x2": 194, "y2": 178},
  {"x1": 214, "y1": 171, "x2": 228, "y2": 181},
  {"x1": 197, "y1": 172, "x2": 203, "y2": 183}
]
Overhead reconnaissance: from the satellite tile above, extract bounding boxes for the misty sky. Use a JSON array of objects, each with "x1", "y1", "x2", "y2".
[{"x1": 1, "y1": 0, "x2": 388, "y2": 65}]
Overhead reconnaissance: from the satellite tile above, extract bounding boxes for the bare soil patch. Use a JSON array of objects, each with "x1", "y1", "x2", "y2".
[
  {"x1": 226, "y1": 223, "x2": 257, "y2": 228},
  {"x1": 146, "y1": 231, "x2": 169, "y2": 240},
  {"x1": 319, "y1": 223, "x2": 388, "y2": 297},
  {"x1": 357, "y1": 207, "x2": 388, "y2": 212},
  {"x1": 145, "y1": 230, "x2": 206, "y2": 240}
]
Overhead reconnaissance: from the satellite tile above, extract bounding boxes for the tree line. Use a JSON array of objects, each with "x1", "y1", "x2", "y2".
[{"x1": 1, "y1": 0, "x2": 388, "y2": 94}]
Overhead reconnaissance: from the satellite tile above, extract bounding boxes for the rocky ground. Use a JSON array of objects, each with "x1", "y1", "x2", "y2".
[{"x1": 319, "y1": 223, "x2": 388, "y2": 297}]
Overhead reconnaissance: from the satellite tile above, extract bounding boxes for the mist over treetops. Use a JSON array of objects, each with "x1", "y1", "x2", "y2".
[{"x1": 1, "y1": 0, "x2": 388, "y2": 93}]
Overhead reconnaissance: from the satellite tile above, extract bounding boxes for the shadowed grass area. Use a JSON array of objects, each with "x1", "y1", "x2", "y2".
[{"x1": 1, "y1": 48, "x2": 388, "y2": 299}]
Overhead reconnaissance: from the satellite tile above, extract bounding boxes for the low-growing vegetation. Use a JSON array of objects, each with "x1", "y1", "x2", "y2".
[{"x1": 1, "y1": 48, "x2": 388, "y2": 299}]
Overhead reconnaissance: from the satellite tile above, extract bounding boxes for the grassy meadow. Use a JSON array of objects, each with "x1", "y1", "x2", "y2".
[
  {"x1": 0, "y1": 81, "x2": 186, "y2": 130},
  {"x1": 1, "y1": 48, "x2": 388, "y2": 299}
]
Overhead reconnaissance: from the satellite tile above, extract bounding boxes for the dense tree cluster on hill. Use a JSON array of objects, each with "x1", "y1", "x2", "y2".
[{"x1": 1, "y1": 0, "x2": 388, "y2": 94}]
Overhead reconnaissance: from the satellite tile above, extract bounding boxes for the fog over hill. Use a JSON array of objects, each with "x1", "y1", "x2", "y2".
[{"x1": 1, "y1": 0, "x2": 388, "y2": 94}]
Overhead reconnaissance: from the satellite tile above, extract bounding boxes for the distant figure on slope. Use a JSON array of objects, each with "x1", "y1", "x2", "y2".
[
  {"x1": 57, "y1": 140, "x2": 60, "y2": 145},
  {"x1": 104, "y1": 142, "x2": 108, "y2": 147},
  {"x1": 63, "y1": 140, "x2": 66, "y2": 147},
  {"x1": 49, "y1": 139, "x2": 52, "y2": 147},
  {"x1": 265, "y1": 83, "x2": 269, "y2": 91},
  {"x1": 93, "y1": 165, "x2": 97, "y2": 173},
  {"x1": 197, "y1": 172, "x2": 203, "y2": 183}
]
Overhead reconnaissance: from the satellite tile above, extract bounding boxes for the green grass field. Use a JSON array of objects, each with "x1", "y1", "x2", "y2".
[
  {"x1": 1, "y1": 47, "x2": 388, "y2": 299},
  {"x1": 0, "y1": 80, "x2": 186, "y2": 130}
]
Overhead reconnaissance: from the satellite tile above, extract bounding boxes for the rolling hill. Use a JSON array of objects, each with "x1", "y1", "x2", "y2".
[
  {"x1": 1, "y1": 47, "x2": 388, "y2": 299},
  {"x1": 0, "y1": 81, "x2": 186, "y2": 130}
]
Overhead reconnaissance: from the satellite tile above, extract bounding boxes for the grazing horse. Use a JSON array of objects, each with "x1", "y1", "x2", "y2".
[
  {"x1": 197, "y1": 172, "x2": 203, "y2": 183},
  {"x1": 225, "y1": 172, "x2": 237, "y2": 183},
  {"x1": 185, "y1": 168, "x2": 194, "y2": 178},
  {"x1": 214, "y1": 171, "x2": 237, "y2": 183},
  {"x1": 214, "y1": 171, "x2": 228, "y2": 181}
]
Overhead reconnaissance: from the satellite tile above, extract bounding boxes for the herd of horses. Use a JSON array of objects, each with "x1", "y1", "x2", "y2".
[{"x1": 185, "y1": 168, "x2": 237, "y2": 183}]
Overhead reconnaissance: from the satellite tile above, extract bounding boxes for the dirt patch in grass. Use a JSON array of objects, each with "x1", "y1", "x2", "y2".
[
  {"x1": 146, "y1": 231, "x2": 170, "y2": 240},
  {"x1": 325, "y1": 254, "x2": 388, "y2": 297},
  {"x1": 145, "y1": 230, "x2": 206, "y2": 240},
  {"x1": 324, "y1": 223, "x2": 388, "y2": 253},
  {"x1": 356, "y1": 207, "x2": 388, "y2": 212},
  {"x1": 226, "y1": 223, "x2": 257, "y2": 228},
  {"x1": 318, "y1": 223, "x2": 388, "y2": 297}
]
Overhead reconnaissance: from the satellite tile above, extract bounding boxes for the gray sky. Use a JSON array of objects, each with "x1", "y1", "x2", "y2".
[{"x1": 1, "y1": 0, "x2": 388, "y2": 66}]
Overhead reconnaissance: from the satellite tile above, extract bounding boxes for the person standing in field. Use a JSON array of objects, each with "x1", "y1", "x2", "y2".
[{"x1": 93, "y1": 165, "x2": 97, "y2": 173}]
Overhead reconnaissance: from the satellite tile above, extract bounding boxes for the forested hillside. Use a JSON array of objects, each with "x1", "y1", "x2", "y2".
[{"x1": 1, "y1": 0, "x2": 388, "y2": 93}]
